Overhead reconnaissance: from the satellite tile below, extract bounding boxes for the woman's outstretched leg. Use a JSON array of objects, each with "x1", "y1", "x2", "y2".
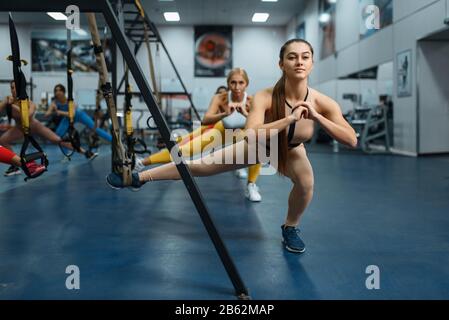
[
  {"x1": 107, "y1": 139, "x2": 254, "y2": 189},
  {"x1": 76, "y1": 109, "x2": 112, "y2": 142},
  {"x1": 0, "y1": 127, "x2": 23, "y2": 151},
  {"x1": 140, "y1": 122, "x2": 225, "y2": 166}
]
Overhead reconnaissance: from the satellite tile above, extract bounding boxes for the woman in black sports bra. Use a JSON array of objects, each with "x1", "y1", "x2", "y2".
[{"x1": 107, "y1": 39, "x2": 357, "y2": 254}]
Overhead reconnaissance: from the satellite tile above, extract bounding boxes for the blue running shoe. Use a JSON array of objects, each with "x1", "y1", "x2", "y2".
[
  {"x1": 106, "y1": 172, "x2": 144, "y2": 191},
  {"x1": 281, "y1": 225, "x2": 306, "y2": 253}
]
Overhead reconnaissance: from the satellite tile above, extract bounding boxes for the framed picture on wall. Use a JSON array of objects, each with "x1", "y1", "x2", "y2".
[
  {"x1": 397, "y1": 49, "x2": 412, "y2": 97},
  {"x1": 31, "y1": 32, "x2": 112, "y2": 72},
  {"x1": 194, "y1": 26, "x2": 233, "y2": 77}
]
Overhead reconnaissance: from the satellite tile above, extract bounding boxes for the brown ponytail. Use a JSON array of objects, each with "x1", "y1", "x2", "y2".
[
  {"x1": 270, "y1": 73, "x2": 288, "y2": 175},
  {"x1": 270, "y1": 38, "x2": 314, "y2": 176}
]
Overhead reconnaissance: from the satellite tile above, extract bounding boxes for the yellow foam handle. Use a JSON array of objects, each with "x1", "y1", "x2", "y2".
[
  {"x1": 68, "y1": 100, "x2": 75, "y2": 122},
  {"x1": 20, "y1": 99, "x2": 29, "y2": 133},
  {"x1": 126, "y1": 110, "x2": 133, "y2": 136}
]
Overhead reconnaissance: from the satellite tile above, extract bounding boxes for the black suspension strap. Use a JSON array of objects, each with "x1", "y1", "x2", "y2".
[
  {"x1": 59, "y1": 28, "x2": 81, "y2": 159},
  {"x1": 6, "y1": 103, "x2": 12, "y2": 124},
  {"x1": 87, "y1": 12, "x2": 132, "y2": 185},
  {"x1": 8, "y1": 13, "x2": 48, "y2": 181},
  {"x1": 123, "y1": 64, "x2": 136, "y2": 167}
]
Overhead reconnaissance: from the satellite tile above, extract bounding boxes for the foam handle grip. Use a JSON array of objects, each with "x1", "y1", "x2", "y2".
[
  {"x1": 69, "y1": 100, "x2": 75, "y2": 122},
  {"x1": 20, "y1": 99, "x2": 29, "y2": 131},
  {"x1": 23, "y1": 151, "x2": 45, "y2": 162},
  {"x1": 126, "y1": 110, "x2": 133, "y2": 136}
]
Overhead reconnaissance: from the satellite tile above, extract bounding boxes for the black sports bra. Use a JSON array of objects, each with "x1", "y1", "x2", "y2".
[{"x1": 285, "y1": 88, "x2": 309, "y2": 149}]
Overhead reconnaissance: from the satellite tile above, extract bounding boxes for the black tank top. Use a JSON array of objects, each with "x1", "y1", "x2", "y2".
[{"x1": 285, "y1": 88, "x2": 309, "y2": 148}]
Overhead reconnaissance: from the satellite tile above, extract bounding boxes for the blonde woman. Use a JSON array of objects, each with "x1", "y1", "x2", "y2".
[{"x1": 134, "y1": 68, "x2": 263, "y2": 202}]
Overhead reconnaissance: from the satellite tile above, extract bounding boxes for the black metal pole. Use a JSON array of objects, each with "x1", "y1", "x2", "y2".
[{"x1": 101, "y1": 0, "x2": 249, "y2": 298}]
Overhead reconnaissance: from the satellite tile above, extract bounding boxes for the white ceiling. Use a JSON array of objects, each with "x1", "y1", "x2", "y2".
[
  {"x1": 141, "y1": 0, "x2": 306, "y2": 26},
  {"x1": 0, "y1": 0, "x2": 307, "y2": 27}
]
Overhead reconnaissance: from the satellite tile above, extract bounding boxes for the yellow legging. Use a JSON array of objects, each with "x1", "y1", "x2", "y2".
[{"x1": 143, "y1": 121, "x2": 261, "y2": 184}]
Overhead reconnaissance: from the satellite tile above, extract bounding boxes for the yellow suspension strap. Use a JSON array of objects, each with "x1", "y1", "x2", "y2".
[
  {"x1": 8, "y1": 13, "x2": 48, "y2": 180},
  {"x1": 59, "y1": 28, "x2": 81, "y2": 159},
  {"x1": 87, "y1": 13, "x2": 132, "y2": 186},
  {"x1": 123, "y1": 65, "x2": 151, "y2": 161}
]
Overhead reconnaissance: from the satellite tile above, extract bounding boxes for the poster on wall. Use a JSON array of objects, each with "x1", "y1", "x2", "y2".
[
  {"x1": 359, "y1": 0, "x2": 393, "y2": 40},
  {"x1": 194, "y1": 26, "x2": 232, "y2": 77},
  {"x1": 319, "y1": 0, "x2": 336, "y2": 60},
  {"x1": 296, "y1": 22, "x2": 306, "y2": 39},
  {"x1": 397, "y1": 49, "x2": 412, "y2": 97},
  {"x1": 31, "y1": 32, "x2": 112, "y2": 72}
]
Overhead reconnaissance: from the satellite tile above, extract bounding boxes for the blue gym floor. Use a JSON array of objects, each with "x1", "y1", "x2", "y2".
[{"x1": 1, "y1": 145, "x2": 449, "y2": 299}]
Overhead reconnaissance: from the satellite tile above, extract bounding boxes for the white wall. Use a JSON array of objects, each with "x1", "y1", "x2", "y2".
[
  {"x1": 392, "y1": 0, "x2": 447, "y2": 154},
  {"x1": 151, "y1": 25, "x2": 286, "y2": 112},
  {"x1": 0, "y1": 24, "x2": 31, "y2": 98},
  {"x1": 393, "y1": 0, "x2": 441, "y2": 21},
  {"x1": 118, "y1": 25, "x2": 285, "y2": 122},
  {"x1": 417, "y1": 40, "x2": 449, "y2": 153},
  {"x1": 335, "y1": 0, "x2": 360, "y2": 51}
]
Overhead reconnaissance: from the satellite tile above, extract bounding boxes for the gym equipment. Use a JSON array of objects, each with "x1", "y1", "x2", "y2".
[
  {"x1": 7, "y1": 13, "x2": 48, "y2": 181},
  {"x1": 59, "y1": 28, "x2": 82, "y2": 159},
  {"x1": 115, "y1": 0, "x2": 201, "y2": 124},
  {"x1": 350, "y1": 102, "x2": 391, "y2": 153},
  {"x1": 90, "y1": 26, "x2": 110, "y2": 152},
  {"x1": 87, "y1": 12, "x2": 133, "y2": 185},
  {"x1": 1, "y1": 1, "x2": 249, "y2": 299},
  {"x1": 123, "y1": 67, "x2": 151, "y2": 157}
]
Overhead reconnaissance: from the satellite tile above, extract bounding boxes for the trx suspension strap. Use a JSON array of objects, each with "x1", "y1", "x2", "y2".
[
  {"x1": 123, "y1": 65, "x2": 150, "y2": 157},
  {"x1": 90, "y1": 26, "x2": 109, "y2": 152},
  {"x1": 59, "y1": 28, "x2": 81, "y2": 159},
  {"x1": 123, "y1": 64, "x2": 136, "y2": 167},
  {"x1": 135, "y1": 0, "x2": 159, "y2": 103},
  {"x1": 118, "y1": 3, "x2": 151, "y2": 159},
  {"x1": 87, "y1": 12, "x2": 132, "y2": 185},
  {"x1": 8, "y1": 13, "x2": 48, "y2": 180}
]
